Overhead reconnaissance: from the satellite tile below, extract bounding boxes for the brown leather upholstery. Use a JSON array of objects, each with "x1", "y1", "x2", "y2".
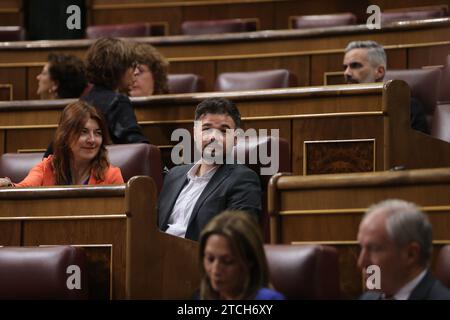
[
  {"x1": 86, "y1": 23, "x2": 165, "y2": 39},
  {"x1": 168, "y1": 74, "x2": 204, "y2": 94},
  {"x1": 181, "y1": 18, "x2": 257, "y2": 35},
  {"x1": 107, "y1": 143, "x2": 163, "y2": 190},
  {"x1": 0, "y1": 246, "x2": 88, "y2": 299},
  {"x1": 0, "y1": 143, "x2": 163, "y2": 190},
  {"x1": 431, "y1": 104, "x2": 450, "y2": 143},
  {"x1": 381, "y1": 7, "x2": 447, "y2": 25},
  {"x1": 215, "y1": 69, "x2": 298, "y2": 92},
  {"x1": 438, "y1": 55, "x2": 450, "y2": 104},
  {"x1": 384, "y1": 68, "x2": 441, "y2": 117},
  {"x1": 233, "y1": 136, "x2": 290, "y2": 241},
  {"x1": 435, "y1": 245, "x2": 450, "y2": 289},
  {"x1": 264, "y1": 244, "x2": 340, "y2": 299},
  {"x1": 290, "y1": 13, "x2": 357, "y2": 29},
  {"x1": 0, "y1": 26, "x2": 26, "y2": 41}
]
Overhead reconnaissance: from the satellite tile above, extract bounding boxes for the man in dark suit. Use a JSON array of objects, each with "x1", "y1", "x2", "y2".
[
  {"x1": 157, "y1": 98, "x2": 262, "y2": 241},
  {"x1": 358, "y1": 199, "x2": 450, "y2": 300},
  {"x1": 343, "y1": 40, "x2": 429, "y2": 134}
]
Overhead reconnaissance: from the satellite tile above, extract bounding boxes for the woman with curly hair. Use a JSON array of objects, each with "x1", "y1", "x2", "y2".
[
  {"x1": 129, "y1": 42, "x2": 169, "y2": 96},
  {"x1": 83, "y1": 37, "x2": 149, "y2": 144},
  {"x1": 36, "y1": 52, "x2": 87, "y2": 99},
  {"x1": 0, "y1": 101, "x2": 123, "y2": 187}
]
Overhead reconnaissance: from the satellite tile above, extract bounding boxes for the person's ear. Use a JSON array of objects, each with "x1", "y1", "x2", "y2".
[
  {"x1": 406, "y1": 242, "x2": 421, "y2": 265},
  {"x1": 375, "y1": 65, "x2": 385, "y2": 82}
]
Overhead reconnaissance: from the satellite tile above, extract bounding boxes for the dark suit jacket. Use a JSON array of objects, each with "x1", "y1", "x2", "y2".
[
  {"x1": 410, "y1": 97, "x2": 429, "y2": 134},
  {"x1": 359, "y1": 270, "x2": 450, "y2": 300},
  {"x1": 157, "y1": 163, "x2": 262, "y2": 241}
]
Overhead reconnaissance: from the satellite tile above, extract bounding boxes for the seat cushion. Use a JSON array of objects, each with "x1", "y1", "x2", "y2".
[
  {"x1": 181, "y1": 18, "x2": 257, "y2": 35},
  {"x1": 264, "y1": 244, "x2": 340, "y2": 299},
  {"x1": 0, "y1": 246, "x2": 88, "y2": 299},
  {"x1": 215, "y1": 69, "x2": 297, "y2": 92},
  {"x1": 168, "y1": 74, "x2": 204, "y2": 94},
  {"x1": 290, "y1": 13, "x2": 357, "y2": 29}
]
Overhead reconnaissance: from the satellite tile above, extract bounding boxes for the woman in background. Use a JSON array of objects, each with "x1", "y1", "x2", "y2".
[
  {"x1": 129, "y1": 42, "x2": 169, "y2": 97},
  {"x1": 83, "y1": 37, "x2": 148, "y2": 144},
  {"x1": 36, "y1": 52, "x2": 87, "y2": 99},
  {"x1": 199, "y1": 210, "x2": 285, "y2": 300},
  {"x1": 0, "y1": 101, "x2": 123, "y2": 187}
]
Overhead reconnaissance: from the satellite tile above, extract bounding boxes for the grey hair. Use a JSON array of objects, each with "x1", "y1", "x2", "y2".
[
  {"x1": 364, "y1": 199, "x2": 432, "y2": 266},
  {"x1": 345, "y1": 41, "x2": 387, "y2": 68}
]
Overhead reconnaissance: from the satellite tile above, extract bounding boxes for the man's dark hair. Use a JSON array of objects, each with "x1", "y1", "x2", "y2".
[
  {"x1": 48, "y1": 53, "x2": 87, "y2": 98},
  {"x1": 194, "y1": 98, "x2": 241, "y2": 128}
]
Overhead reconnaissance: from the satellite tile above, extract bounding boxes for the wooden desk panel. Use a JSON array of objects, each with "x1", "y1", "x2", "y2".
[
  {"x1": 269, "y1": 168, "x2": 450, "y2": 298},
  {"x1": 1, "y1": 19, "x2": 450, "y2": 99},
  {"x1": 1, "y1": 81, "x2": 450, "y2": 175},
  {"x1": 0, "y1": 177, "x2": 200, "y2": 299}
]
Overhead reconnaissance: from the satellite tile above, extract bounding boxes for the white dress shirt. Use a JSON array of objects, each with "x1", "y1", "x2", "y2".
[{"x1": 165, "y1": 162, "x2": 218, "y2": 238}]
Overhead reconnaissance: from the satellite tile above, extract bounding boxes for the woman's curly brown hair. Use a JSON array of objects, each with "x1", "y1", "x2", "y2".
[
  {"x1": 132, "y1": 42, "x2": 169, "y2": 94},
  {"x1": 48, "y1": 53, "x2": 87, "y2": 98},
  {"x1": 85, "y1": 37, "x2": 136, "y2": 90}
]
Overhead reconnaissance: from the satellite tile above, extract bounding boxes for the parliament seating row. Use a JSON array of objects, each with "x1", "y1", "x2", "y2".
[
  {"x1": 2, "y1": 81, "x2": 450, "y2": 177},
  {"x1": 2, "y1": 17, "x2": 450, "y2": 99},
  {"x1": 268, "y1": 167, "x2": 450, "y2": 298},
  {"x1": 2, "y1": 5, "x2": 447, "y2": 40},
  {"x1": 0, "y1": 243, "x2": 341, "y2": 299},
  {"x1": 1, "y1": 170, "x2": 450, "y2": 299},
  {"x1": 0, "y1": 176, "x2": 338, "y2": 299}
]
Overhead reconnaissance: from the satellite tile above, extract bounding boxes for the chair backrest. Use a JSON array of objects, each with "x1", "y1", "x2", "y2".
[
  {"x1": 233, "y1": 136, "x2": 290, "y2": 241},
  {"x1": 0, "y1": 246, "x2": 88, "y2": 299},
  {"x1": 290, "y1": 13, "x2": 357, "y2": 29},
  {"x1": 431, "y1": 103, "x2": 450, "y2": 143},
  {"x1": 384, "y1": 68, "x2": 441, "y2": 117},
  {"x1": 264, "y1": 244, "x2": 340, "y2": 299},
  {"x1": 438, "y1": 54, "x2": 450, "y2": 104},
  {"x1": 381, "y1": 6, "x2": 447, "y2": 25},
  {"x1": 168, "y1": 74, "x2": 204, "y2": 94},
  {"x1": 86, "y1": 22, "x2": 165, "y2": 39},
  {"x1": 215, "y1": 69, "x2": 298, "y2": 92},
  {"x1": 181, "y1": 18, "x2": 257, "y2": 35},
  {"x1": 0, "y1": 26, "x2": 26, "y2": 41},
  {"x1": 0, "y1": 143, "x2": 163, "y2": 191},
  {"x1": 435, "y1": 245, "x2": 450, "y2": 289}
]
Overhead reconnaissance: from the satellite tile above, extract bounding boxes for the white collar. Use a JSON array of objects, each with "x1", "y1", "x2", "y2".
[{"x1": 186, "y1": 161, "x2": 218, "y2": 180}]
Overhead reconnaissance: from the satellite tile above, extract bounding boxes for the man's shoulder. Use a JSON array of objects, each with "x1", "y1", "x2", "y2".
[
  {"x1": 166, "y1": 164, "x2": 192, "y2": 177},
  {"x1": 226, "y1": 163, "x2": 258, "y2": 176}
]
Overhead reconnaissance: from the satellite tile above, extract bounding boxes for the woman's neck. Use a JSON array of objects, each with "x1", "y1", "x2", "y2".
[{"x1": 70, "y1": 161, "x2": 91, "y2": 185}]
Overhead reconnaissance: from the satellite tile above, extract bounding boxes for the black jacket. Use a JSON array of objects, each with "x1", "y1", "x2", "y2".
[
  {"x1": 359, "y1": 270, "x2": 450, "y2": 300},
  {"x1": 82, "y1": 85, "x2": 148, "y2": 144},
  {"x1": 157, "y1": 164, "x2": 262, "y2": 241}
]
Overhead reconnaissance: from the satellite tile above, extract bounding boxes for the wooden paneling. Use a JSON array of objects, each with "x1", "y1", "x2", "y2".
[
  {"x1": 2, "y1": 81, "x2": 450, "y2": 176},
  {"x1": 0, "y1": 85, "x2": 12, "y2": 101},
  {"x1": 2, "y1": 19, "x2": 450, "y2": 99},
  {"x1": 0, "y1": 0, "x2": 23, "y2": 26},
  {"x1": 269, "y1": 168, "x2": 450, "y2": 297},
  {"x1": 0, "y1": 177, "x2": 200, "y2": 299}
]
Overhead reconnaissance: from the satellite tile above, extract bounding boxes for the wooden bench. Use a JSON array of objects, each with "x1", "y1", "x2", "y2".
[
  {"x1": 1, "y1": 81, "x2": 450, "y2": 175},
  {"x1": 0, "y1": 176, "x2": 200, "y2": 299},
  {"x1": 268, "y1": 167, "x2": 450, "y2": 298},
  {"x1": 1, "y1": 18, "x2": 450, "y2": 98}
]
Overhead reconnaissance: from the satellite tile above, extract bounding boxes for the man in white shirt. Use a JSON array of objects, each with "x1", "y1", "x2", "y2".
[
  {"x1": 357, "y1": 199, "x2": 450, "y2": 300},
  {"x1": 157, "y1": 98, "x2": 262, "y2": 241}
]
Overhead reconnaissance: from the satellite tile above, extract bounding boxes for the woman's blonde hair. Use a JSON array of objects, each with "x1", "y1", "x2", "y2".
[{"x1": 198, "y1": 210, "x2": 269, "y2": 299}]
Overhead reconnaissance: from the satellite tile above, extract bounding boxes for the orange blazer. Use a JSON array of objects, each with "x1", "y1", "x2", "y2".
[{"x1": 15, "y1": 155, "x2": 124, "y2": 187}]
